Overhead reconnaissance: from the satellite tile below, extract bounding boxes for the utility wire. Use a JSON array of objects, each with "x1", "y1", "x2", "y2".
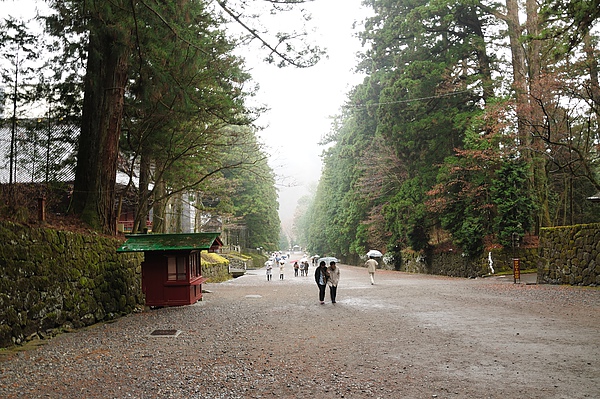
[{"x1": 350, "y1": 88, "x2": 475, "y2": 108}]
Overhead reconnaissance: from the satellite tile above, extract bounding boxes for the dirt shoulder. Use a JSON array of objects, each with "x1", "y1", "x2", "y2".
[{"x1": 1, "y1": 263, "x2": 599, "y2": 398}]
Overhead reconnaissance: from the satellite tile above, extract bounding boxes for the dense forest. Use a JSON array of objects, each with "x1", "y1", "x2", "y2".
[
  {"x1": 295, "y1": 0, "x2": 600, "y2": 263},
  {"x1": 2, "y1": 0, "x2": 599, "y2": 257},
  {"x1": 1, "y1": 0, "x2": 324, "y2": 251}
]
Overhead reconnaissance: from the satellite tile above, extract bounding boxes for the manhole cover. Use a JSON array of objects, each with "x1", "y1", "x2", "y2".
[{"x1": 149, "y1": 329, "x2": 181, "y2": 337}]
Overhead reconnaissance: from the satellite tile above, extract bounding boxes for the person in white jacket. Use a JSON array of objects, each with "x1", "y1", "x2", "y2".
[
  {"x1": 265, "y1": 261, "x2": 273, "y2": 281},
  {"x1": 365, "y1": 256, "x2": 378, "y2": 285},
  {"x1": 327, "y1": 261, "x2": 340, "y2": 303},
  {"x1": 279, "y1": 260, "x2": 285, "y2": 280}
]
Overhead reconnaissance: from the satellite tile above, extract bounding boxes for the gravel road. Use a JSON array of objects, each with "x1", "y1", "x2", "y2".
[{"x1": 1, "y1": 261, "x2": 599, "y2": 399}]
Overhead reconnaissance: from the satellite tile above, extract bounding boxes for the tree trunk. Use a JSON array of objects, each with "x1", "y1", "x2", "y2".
[
  {"x1": 133, "y1": 146, "x2": 151, "y2": 233},
  {"x1": 505, "y1": 0, "x2": 528, "y2": 140},
  {"x1": 152, "y1": 178, "x2": 166, "y2": 233},
  {"x1": 505, "y1": 0, "x2": 550, "y2": 232},
  {"x1": 584, "y1": 33, "x2": 600, "y2": 117},
  {"x1": 70, "y1": 20, "x2": 130, "y2": 234},
  {"x1": 526, "y1": 0, "x2": 551, "y2": 230}
]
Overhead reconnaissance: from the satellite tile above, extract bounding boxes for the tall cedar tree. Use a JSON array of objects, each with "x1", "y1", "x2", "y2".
[
  {"x1": 119, "y1": 1, "x2": 254, "y2": 234},
  {"x1": 45, "y1": 0, "x2": 320, "y2": 234},
  {"x1": 307, "y1": 0, "x2": 495, "y2": 257}
]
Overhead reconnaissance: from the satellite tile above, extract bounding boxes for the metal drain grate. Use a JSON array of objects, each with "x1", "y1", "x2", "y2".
[{"x1": 149, "y1": 329, "x2": 181, "y2": 337}]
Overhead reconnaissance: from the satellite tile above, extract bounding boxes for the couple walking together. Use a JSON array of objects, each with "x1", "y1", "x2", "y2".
[{"x1": 314, "y1": 260, "x2": 340, "y2": 304}]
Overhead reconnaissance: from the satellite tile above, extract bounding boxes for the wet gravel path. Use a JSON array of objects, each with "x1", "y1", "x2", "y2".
[{"x1": 1, "y1": 263, "x2": 599, "y2": 398}]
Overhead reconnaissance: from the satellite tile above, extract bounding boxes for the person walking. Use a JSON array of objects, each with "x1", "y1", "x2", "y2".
[
  {"x1": 327, "y1": 261, "x2": 340, "y2": 303},
  {"x1": 314, "y1": 261, "x2": 328, "y2": 304},
  {"x1": 365, "y1": 256, "x2": 378, "y2": 285},
  {"x1": 265, "y1": 261, "x2": 273, "y2": 281},
  {"x1": 294, "y1": 262, "x2": 299, "y2": 277},
  {"x1": 279, "y1": 260, "x2": 285, "y2": 280}
]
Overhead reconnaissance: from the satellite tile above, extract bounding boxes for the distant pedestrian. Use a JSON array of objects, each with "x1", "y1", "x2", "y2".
[
  {"x1": 365, "y1": 256, "x2": 378, "y2": 285},
  {"x1": 294, "y1": 262, "x2": 299, "y2": 277},
  {"x1": 304, "y1": 262, "x2": 309, "y2": 276},
  {"x1": 279, "y1": 261, "x2": 285, "y2": 280},
  {"x1": 327, "y1": 261, "x2": 340, "y2": 303},
  {"x1": 265, "y1": 261, "x2": 273, "y2": 281},
  {"x1": 314, "y1": 261, "x2": 328, "y2": 304}
]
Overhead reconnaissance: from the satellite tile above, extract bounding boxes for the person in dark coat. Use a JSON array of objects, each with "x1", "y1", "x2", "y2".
[
  {"x1": 314, "y1": 261, "x2": 329, "y2": 304},
  {"x1": 294, "y1": 261, "x2": 299, "y2": 277}
]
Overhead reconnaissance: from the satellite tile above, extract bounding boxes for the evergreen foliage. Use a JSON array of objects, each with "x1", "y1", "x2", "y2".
[
  {"x1": 299, "y1": 0, "x2": 600, "y2": 261},
  {"x1": 2, "y1": 0, "x2": 600, "y2": 257},
  {"x1": 0, "y1": 0, "x2": 311, "y2": 250},
  {"x1": 490, "y1": 159, "x2": 536, "y2": 248}
]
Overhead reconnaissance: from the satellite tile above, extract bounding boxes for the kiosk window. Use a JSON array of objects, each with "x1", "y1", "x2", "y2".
[{"x1": 167, "y1": 256, "x2": 187, "y2": 281}]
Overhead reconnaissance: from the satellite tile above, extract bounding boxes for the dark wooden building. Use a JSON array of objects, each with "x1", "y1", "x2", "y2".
[{"x1": 117, "y1": 233, "x2": 222, "y2": 307}]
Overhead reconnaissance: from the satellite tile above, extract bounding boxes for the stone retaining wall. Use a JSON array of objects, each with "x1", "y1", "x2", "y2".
[
  {"x1": 0, "y1": 221, "x2": 143, "y2": 348},
  {"x1": 538, "y1": 223, "x2": 600, "y2": 285},
  {"x1": 397, "y1": 247, "x2": 538, "y2": 278},
  {"x1": 343, "y1": 224, "x2": 598, "y2": 287},
  {"x1": 201, "y1": 252, "x2": 231, "y2": 283}
]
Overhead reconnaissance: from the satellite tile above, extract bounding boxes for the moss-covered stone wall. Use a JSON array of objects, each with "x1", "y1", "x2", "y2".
[
  {"x1": 201, "y1": 252, "x2": 230, "y2": 283},
  {"x1": 397, "y1": 225, "x2": 599, "y2": 287},
  {"x1": 398, "y1": 247, "x2": 538, "y2": 278},
  {"x1": 0, "y1": 221, "x2": 143, "y2": 348},
  {"x1": 538, "y1": 223, "x2": 600, "y2": 286}
]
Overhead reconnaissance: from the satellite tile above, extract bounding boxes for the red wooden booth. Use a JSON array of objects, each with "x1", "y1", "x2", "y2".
[{"x1": 117, "y1": 233, "x2": 222, "y2": 307}]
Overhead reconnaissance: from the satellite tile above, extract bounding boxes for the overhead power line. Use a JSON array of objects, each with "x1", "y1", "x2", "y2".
[{"x1": 351, "y1": 88, "x2": 475, "y2": 108}]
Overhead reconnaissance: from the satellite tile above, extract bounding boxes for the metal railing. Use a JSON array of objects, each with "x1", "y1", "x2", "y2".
[{"x1": 0, "y1": 118, "x2": 77, "y2": 184}]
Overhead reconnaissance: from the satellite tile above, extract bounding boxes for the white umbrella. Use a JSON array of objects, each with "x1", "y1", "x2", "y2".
[{"x1": 366, "y1": 249, "x2": 383, "y2": 257}]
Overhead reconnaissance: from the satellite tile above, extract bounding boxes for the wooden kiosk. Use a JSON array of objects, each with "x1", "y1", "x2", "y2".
[{"x1": 117, "y1": 233, "x2": 222, "y2": 307}]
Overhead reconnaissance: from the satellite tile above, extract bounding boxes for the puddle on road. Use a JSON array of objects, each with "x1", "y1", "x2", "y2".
[{"x1": 341, "y1": 296, "x2": 399, "y2": 309}]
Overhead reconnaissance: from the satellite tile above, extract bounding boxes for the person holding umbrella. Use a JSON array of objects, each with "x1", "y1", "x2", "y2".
[
  {"x1": 265, "y1": 260, "x2": 273, "y2": 281},
  {"x1": 365, "y1": 251, "x2": 379, "y2": 285},
  {"x1": 279, "y1": 259, "x2": 285, "y2": 280},
  {"x1": 314, "y1": 261, "x2": 329, "y2": 304}
]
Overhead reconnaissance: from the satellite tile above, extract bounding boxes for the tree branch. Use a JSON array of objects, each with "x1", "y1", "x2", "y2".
[{"x1": 215, "y1": 0, "x2": 320, "y2": 68}]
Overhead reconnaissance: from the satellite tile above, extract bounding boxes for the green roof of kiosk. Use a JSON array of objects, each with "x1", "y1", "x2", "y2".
[{"x1": 117, "y1": 232, "x2": 221, "y2": 253}]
